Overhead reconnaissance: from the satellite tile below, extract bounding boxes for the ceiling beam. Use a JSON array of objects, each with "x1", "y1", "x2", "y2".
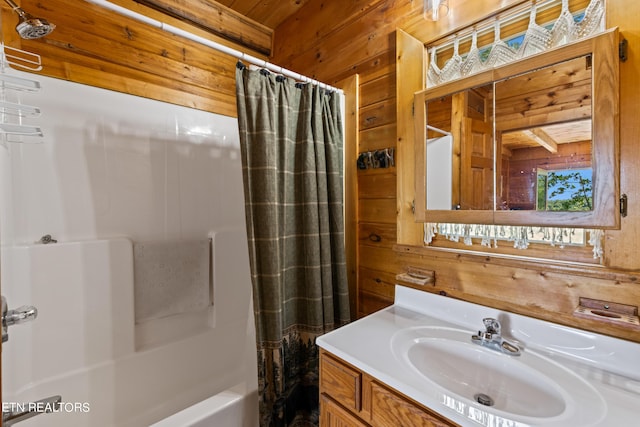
[
  {"x1": 523, "y1": 128, "x2": 558, "y2": 153},
  {"x1": 133, "y1": 0, "x2": 273, "y2": 55}
]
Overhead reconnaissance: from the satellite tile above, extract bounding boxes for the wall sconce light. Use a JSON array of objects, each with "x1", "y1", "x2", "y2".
[{"x1": 424, "y1": 0, "x2": 449, "y2": 21}]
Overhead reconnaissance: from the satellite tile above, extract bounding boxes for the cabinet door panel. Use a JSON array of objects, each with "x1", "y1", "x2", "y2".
[
  {"x1": 370, "y1": 382, "x2": 458, "y2": 427},
  {"x1": 320, "y1": 395, "x2": 368, "y2": 427}
]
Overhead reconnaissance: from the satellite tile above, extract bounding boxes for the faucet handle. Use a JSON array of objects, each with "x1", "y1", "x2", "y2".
[
  {"x1": 2, "y1": 296, "x2": 38, "y2": 343},
  {"x1": 483, "y1": 318, "x2": 501, "y2": 334},
  {"x1": 3, "y1": 395, "x2": 61, "y2": 426}
]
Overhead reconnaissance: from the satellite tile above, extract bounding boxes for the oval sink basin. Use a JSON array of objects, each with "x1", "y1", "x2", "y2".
[
  {"x1": 407, "y1": 338, "x2": 564, "y2": 417},
  {"x1": 392, "y1": 326, "x2": 606, "y2": 424}
]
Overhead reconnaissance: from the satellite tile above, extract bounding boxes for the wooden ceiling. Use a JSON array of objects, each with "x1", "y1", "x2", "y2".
[
  {"x1": 132, "y1": 0, "x2": 311, "y2": 55},
  {"x1": 496, "y1": 54, "x2": 593, "y2": 153},
  {"x1": 501, "y1": 119, "x2": 592, "y2": 152}
]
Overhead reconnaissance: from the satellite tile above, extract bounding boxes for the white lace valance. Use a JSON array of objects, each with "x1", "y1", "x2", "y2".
[
  {"x1": 427, "y1": 0, "x2": 605, "y2": 88},
  {"x1": 424, "y1": 223, "x2": 604, "y2": 260}
]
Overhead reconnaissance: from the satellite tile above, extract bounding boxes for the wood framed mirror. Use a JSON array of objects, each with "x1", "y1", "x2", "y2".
[{"x1": 414, "y1": 28, "x2": 619, "y2": 228}]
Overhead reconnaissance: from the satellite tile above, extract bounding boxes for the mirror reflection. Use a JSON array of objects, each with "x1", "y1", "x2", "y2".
[
  {"x1": 425, "y1": 83, "x2": 494, "y2": 210},
  {"x1": 495, "y1": 55, "x2": 593, "y2": 211},
  {"x1": 499, "y1": 120, "x2": 592, "y2": 211},
  {"x1": 425, "y1": 55, "x2": 593, "y2": 213}
]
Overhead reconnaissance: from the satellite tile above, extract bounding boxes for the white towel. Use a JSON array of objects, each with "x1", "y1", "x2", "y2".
[{"x1": 133, "y1": 239, "x2": 211, "y2": 323}]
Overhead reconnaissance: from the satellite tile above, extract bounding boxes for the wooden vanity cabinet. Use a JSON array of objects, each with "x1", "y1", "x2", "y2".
[{"x1": 319, "y1": 349, "x2": 459, "y2": 427}]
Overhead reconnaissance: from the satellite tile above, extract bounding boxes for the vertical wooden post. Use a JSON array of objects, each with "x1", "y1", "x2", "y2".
[
  {"x1": 337, "y1": 75, "x2": 360, "y2": 320},
  {"x1": 396, "y1": 29, "x2": 426, "y2": 245}
]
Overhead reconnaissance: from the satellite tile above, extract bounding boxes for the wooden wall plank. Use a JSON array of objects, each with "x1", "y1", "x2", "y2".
[
  {"x1": 360, "y1": 99, "x2": 396, "y2": 131},
  {"x1": 30, "y1": 33, "x2": 237, "y2": 96},
  {"x1": 358, "y1": 199, "x2": 397, "y2": 224},
  {"x1": 359, "y1": 172, "x2": 397, "y2": 200},
  {"x1": 338, "y1": 74, "x2": 360, "y2": 321},
  {"x1": 360, "y1": 73, "x2": 396, "y2": 107},
  {"x1": 359, "y1": 63, "x2": 396, "y2": 86},
  {"x1": 359, "y1": 267, "x2": 397, "y2": 300},
  {"x1": 359, "y1": 223, "x2": 397, "y2": 249},
  {"x1": 358, "y1": 292, "x2": 393, "y2": 317},
  {"x1": 358, "y1": 267, "x2": 397, "y2": 316},
  {"x1": 329, "y1": 50, "x2": 398, "y2": 88},
  {"x1": 58, "y1": 60, "x2": 237, "y2": 116},
  {"x1": 360, "y1": 124, "x2": 397, "y2": 152},
  {"x1": 359, "y1": 245, "x2": 405, "y2": 273}
]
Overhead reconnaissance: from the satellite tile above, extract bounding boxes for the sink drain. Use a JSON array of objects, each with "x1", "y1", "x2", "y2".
[{"x1": 474, "y1": 393, "x2": 494, "y2": 407}]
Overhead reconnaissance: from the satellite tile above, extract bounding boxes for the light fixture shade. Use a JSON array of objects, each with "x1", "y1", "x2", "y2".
[{"x1": 424, "y1": 0, "x2": 449, "y2": 21}]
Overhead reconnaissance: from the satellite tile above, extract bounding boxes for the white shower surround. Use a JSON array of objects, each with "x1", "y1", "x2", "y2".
[{"x1": 0, "y1": 68, "x2": 257, "y2": 426}]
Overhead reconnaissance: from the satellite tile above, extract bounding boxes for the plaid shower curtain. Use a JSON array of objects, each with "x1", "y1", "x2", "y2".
[{"x1": 235, "y1": 63, "x2": 351, "y2": 427}]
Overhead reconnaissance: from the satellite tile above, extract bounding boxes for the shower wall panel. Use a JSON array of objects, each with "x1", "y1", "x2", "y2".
[{"x1": 0, "y1": 67, "x2": 244, "y2": 245}]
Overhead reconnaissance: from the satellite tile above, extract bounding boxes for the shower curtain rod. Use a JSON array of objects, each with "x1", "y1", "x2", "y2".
[{"x1": 85, "y1": 0, "x2": 343, "y2": 93}]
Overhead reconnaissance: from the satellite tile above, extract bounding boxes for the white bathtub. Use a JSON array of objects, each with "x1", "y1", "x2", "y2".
[
  {"x1": 151, "y1": 383, "x2": 258, "y2": 427},
  {"x1": 1, "y1": 235, "x2": 257, "y2": 427}
]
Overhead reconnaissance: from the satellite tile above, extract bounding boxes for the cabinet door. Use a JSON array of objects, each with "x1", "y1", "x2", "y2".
[
  {"x1": 320, "y1": 394, "x2": 368, "y2": 427},
  {"x1": 370, "y1": 382, "x2": 458, "y2": 427},
  {"x1": 461, "y1": 117, "x2": 494, "y2": 210}
]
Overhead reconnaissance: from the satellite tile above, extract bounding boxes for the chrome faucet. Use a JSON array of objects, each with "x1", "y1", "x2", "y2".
[
  {"x1": 471, "y1": 318, "x2": 521, "y2": 356},
  {"x1": 2, "y1": 395, "x2": 62, "y2": 426}
]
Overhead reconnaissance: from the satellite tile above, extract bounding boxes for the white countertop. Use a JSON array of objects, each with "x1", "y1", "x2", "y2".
[{"x1": 316, "y1": 286, "x2": 640, "y2": 427}]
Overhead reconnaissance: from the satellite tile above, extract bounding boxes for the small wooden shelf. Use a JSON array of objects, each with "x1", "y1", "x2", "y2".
[{"x1": 574, "y1": 297, "x2": 640, "y2": 329}]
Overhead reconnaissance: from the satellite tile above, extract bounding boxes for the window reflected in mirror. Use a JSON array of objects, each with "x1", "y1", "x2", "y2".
[{"x1": 537, "y1": 167, "x2": 592, "y2": 211}]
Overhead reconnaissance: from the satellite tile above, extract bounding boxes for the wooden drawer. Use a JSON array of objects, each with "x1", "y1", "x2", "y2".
[{"x1": 320, "y1": 351, "x2": 362, "y2": 412}]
